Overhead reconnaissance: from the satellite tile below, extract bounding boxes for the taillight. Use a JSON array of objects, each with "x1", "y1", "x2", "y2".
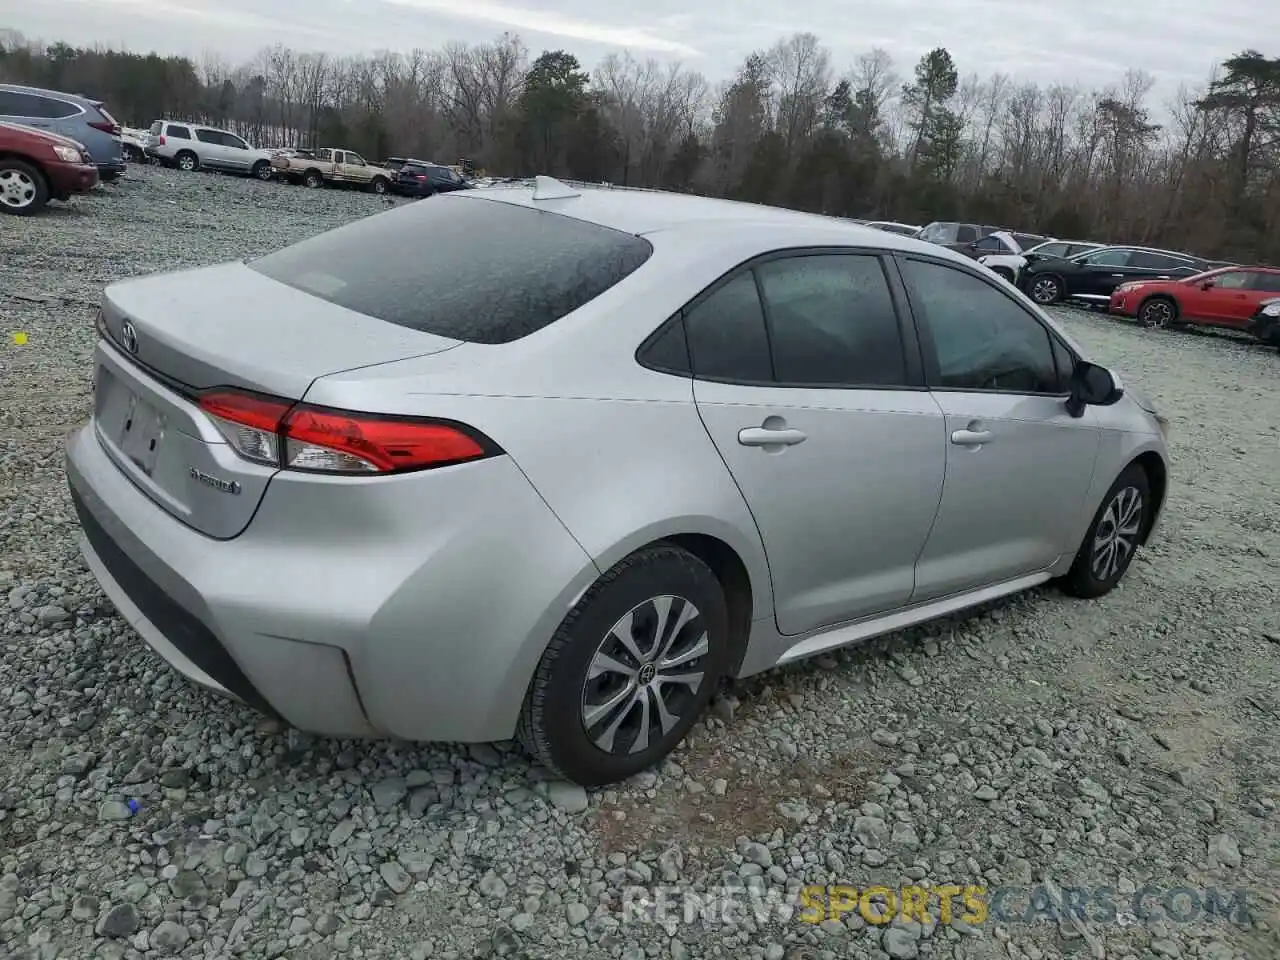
[
  {"x1": 415, "y1": 175, "x2": 428, "y2": 181},
  {"x1": 90, "y1": 120, "x2": 122, "y2": 136},
  {"x1": 158, "y1": 135, "x2": 166, "y2": 146},
  {"x1": 196, "y1": 388, "x2": 496, "y2": 475}
]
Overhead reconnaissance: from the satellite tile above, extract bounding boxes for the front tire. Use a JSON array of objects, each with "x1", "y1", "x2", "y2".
[
  {"x1": 370, "y1": 176, "x2": 389, "y2": 195},
  {"x1": 252, "y1": 160, "x2": 274, "y2": 181},
  {"x1": 1138, "y1": 296, "x2": 1178, "y2": 329},
  {"x1": 0, "y1": 160, "x2": 49, "y2": 216},
  {"x1": 1060, "y1": 464, "x2": 1151, "y2": 599},
  {"x1": 1029, "y1": 275, "x2": 1063, "y2": 305},
  {"x1": 518, "y1": 544, "x2": 730, "y2": 786},
  {"x1": 991, "y1": 266, "x2": 1015, "y2": 283}
]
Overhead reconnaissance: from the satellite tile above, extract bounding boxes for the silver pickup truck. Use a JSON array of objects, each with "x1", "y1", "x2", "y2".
[{"x1": 271, "y1": 147, "x2": 392, "y2": 193}]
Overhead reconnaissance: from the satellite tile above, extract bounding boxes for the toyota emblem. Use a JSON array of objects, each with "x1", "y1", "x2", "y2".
[{"x1": 120, "y1": 320, "x2": 139, "y2": 354}]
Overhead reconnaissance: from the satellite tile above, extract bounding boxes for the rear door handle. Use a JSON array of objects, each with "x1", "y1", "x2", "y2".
[
  {"x1": 951, "y1": 429, "x2": 993, "y2": 446},
  {"x1": 738, "y1": 426, "x2": 807, "y2": 447},
  {"x1": 1111, "y1": 273, "x2": 1126, "y2": 278}
]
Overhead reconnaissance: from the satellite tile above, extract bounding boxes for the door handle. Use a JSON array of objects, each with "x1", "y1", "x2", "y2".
[
  {"x1": 951, "y1": 429, "x2": 993, "y2": 446},
  {"x1": 738, "y1": 426, "x2": 807, "y2": 447},
  {"x1": 1111, "y1": 273, "x2": 1125, "y2": 278}
]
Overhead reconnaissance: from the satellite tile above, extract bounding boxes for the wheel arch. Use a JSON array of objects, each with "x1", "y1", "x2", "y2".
[
  {"x1": 1137, "y1": 293, "x2": 1179, "y2": 323},
  {"x1": 1131, "y1": 450, "x2": 1167, "y2": 544}
]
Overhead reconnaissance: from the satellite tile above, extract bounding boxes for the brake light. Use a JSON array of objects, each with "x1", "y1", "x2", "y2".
[
  {"x1": 415, "y1": 174, "x2": 428, "y2": 181},
  {"x1": 90, "y1": 120, "x2": 122, "y2": 136},
  {"x1": 158, "y1": 135, "x2": 166, "y2": 146},
  {"x1": 196, "y1": 388, "x2": 495, "y2": 474}
]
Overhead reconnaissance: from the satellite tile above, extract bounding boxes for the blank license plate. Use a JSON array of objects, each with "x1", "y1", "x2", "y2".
[{"x1": 116, "y1": 390, "x2": 166, "y2": 476}]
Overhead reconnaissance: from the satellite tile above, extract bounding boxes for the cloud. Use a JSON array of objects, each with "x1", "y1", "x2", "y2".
[{"x1": 370, "y1": 0, "x2": 700, "y2": 56}]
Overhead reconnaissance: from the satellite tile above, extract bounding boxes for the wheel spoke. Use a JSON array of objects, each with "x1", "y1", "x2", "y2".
[
  {"x1": 588, "y1": 651, "x2": 636, "y2": 681},
  {"x1": 592, "y1": 688, "x2": 643, "y2": 752},
  {"x1": 606, "y1": 610, "x2": 646, "y2": 665},
  {"x1": 583, "y1": 680, "x2": 637, "y2": 728},
  {"x1": 660, "y1": 631, "x2": 708, "y2": 670},
  {"x1": 649, "y1": 685, "x2": 680, "y2": 735},
  {"x1": 628, "y1": 689, "x2": 652, "y2": 754},
  {"x1": 654, "y1": 600, "x2": 700, "y2": 663},
  {"x1": 647, "y1": 596, "x2": 674, "y2": 659},
  {"x1": 656, "y1": 670, "x2": 704, "y2": 691}
]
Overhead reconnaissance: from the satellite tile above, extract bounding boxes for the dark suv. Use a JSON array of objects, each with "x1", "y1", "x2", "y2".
[
  {"x1": 393, "y1": 161, "x2": 473, "y2": 198},
  {"x1": 1021, "y1": 246, "x2": 1209, "y2": 306}
]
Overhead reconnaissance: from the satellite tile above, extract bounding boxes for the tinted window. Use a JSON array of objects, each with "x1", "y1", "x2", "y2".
[
  {"x1": 1066, "y1": 245, "x2": 1099, "y2": 256},
  {"x1": 955, "y1": 225, "x2": 978, "y2": 243},
  {"x1": 1012, "y1": 234, "x2": 1044, "y2": 250},
  {"x1": 973, "y1": 236, "x2": 1006, "y2": 253},
  {"x1": 1130, "y1": 251, "x2": 1190, "y2": 270},
  {"x1": 1251, "y1": 272, "x2": 1280, "y2": 293},
  {"x1": 901, "y1": 259, "x2": 1062, "y2": 394},
  {"x1": 166, "y1": 125, "x2": 192, "y2": 139},
  {"x1": 1034, "y1": 243, "x2": 1068, "y2": 258},
  {"x1": 1051, "y1": 337, "x2": 1075, "y2": 385},
  {"x1": 755, "y1": 255, "x2": 906, "y2": 387},
  {"x1": 0, "y1": 91, "x2": 59, "y2": 117},
  {"x1": 195, "y1": 129, "x2": 221, "y2": 143},
  {"x1": 684, "y1": 272, "x2": 772, "y2": 382},
  {"x1": 224, "y1": 133, "x2": 248, "y2": 149},
  {"x1": 1082, "y1": 249, "x2": 1131, "y2": 267},
  {"x1": 639, "y1": 320, "x2": 691, "y2": 376},
  {"x1": 249, "y1": 196, "x2": 654, "y2": 344}
]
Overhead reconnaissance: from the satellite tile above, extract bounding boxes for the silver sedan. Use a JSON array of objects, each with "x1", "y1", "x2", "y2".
[{"x1": 65, "y1": 177, "x2": 1169, "y2": 786}]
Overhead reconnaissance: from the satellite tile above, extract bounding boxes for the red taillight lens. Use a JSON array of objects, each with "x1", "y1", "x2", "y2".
[
  {"x1": 90, "y1": 121, "x2": 122, "y2": 136},
  {"x1": 196, "y1": 388, "x2": 493, "y2": 474},
  {"x1": 415, "y1": 175, "x2": 428, "y2": 181},
  {"x1": 158, "y1": 135, "x2": 166, "y2": 146}
]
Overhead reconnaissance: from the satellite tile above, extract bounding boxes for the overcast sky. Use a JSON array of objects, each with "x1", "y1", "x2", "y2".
[{"x1": 1, "y1": 0, "x2": 1274, "y2": 105}]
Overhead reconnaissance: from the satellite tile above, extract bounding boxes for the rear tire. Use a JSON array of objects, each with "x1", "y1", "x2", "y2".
[
  {"x1": 1060, "y1": 464, "x2": 1151, "y2": 599},
  {"x1": 518, "y1": 544, "x2": 730, "y2": 787},
  {"x1": 0, "y1": 159, "x2": 49, "y2": 216},
  {"x1": 1138, "y1": 296, "x2": 1179, "y2": 329},
  {"x1": 303, "y1": 170, "x2": 323, "y2": 188},
  {"x1": 175, "y1": 151, "x2": 198, "y2": 172},
  {"x1": 1029, "y1": 275, "x2": 1063, "y2": 305}
]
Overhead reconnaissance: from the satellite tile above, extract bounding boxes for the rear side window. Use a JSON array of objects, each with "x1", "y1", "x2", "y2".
[
  {"x1": 249, "y1": 196, "x2": 654, "y2": 344},
  {"x1": 685, "y1": 272, "x2": 772, "y2": 382},
  {"x1": 1012, "y1": 234, "x2": 1043, "y2": 250},
  {"x1": 1130, "y1": 251, "x2": 1188, "y2": 270},
  {"x1": 166, "y1": 125, "x2": 192, "y2": 139},
  {"x1": 755, "y1": 254, "x2": 906, "y2": 387},
  {"x1": 1252, "y1": 272, "x2": 1280, "y2": 293},
  {"x1": 955, "y1": 225, "x2": 978, "y2": 243}
]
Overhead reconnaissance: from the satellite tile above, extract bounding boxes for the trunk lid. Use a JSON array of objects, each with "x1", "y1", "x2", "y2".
[{"x1": 93, "y1": 262, "x2": 461, "y2": 538}]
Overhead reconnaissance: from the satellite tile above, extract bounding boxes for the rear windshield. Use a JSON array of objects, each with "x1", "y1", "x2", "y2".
[{"x1": 249, "y1": 194, "x2": 654, "y2": 344}]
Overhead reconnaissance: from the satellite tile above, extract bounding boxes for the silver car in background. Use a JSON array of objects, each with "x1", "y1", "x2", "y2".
[{"x1": 65, "y1": 178, "x2": 1170, "y2": 786}]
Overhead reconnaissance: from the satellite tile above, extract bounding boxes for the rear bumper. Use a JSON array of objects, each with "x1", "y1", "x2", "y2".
[
  {"x1": 45, "y1": 160, "x2": 100, "y2": 198},
  {"x1": 64, "y1": 420, "x2": 597, "y2": 742}
]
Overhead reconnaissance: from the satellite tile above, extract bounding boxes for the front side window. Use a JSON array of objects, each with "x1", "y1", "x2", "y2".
[
  {"x1": 1208, "y1": 270, "x2": 1250, "y2": 289},
  {"x1": 195, "y1": 129, "x2": 221, "y2": 143},
  {"x1": 955, "y1": 225, "x2": 978, "y2": 243},
  {"x1": 919, "y1": 222, "x2": 958, "y2": 244},
  {"x1": 345, "y1": 152, "x2": 365, "y2": 165},
  {"x1": 900, "y1": 258, "x2": 1063, "y2": 395},
  {"x1": 223, "y1": 133, "x2": 248, "y2": 149},
  {"x1": 755, "y1": 254, "x2": 907, "y2": 387}
]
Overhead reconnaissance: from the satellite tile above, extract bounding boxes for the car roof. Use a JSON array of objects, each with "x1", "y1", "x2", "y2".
[
  {"x1": 0, "y1": 82, "x2": 101, "y2": 107},
  {"x1": 1091, "y1": 244, "x2": 1203, "y2": 260},
  {"x1": 460, "y1": 179, "x2": 963, "y2": 257}
]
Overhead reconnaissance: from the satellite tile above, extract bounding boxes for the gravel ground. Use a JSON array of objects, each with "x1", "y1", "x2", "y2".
[{"x1": 1, "y1": 166, "x2": 1277, "y2": 960}]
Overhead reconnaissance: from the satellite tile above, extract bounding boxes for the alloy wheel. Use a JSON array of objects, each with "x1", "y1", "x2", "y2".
[
  {"x1": 178, "y1": 155, "x2": 196, "y2": 171},
  {"x1": 0, "y1": 169, "x2": 36, "y2": 210},
  {"x1": 1141, "y1": 300, "x2": 1174, "y2": 328},
  {"x1": 581, "y1": 595, "x2": 708, "y2": 755},
  {"x1": 1031, "y1": 278, "x2": 1060, "y2": 304},
  {"x1": 1091, "y1": 486, "x2": 1143, "y2": 581}
]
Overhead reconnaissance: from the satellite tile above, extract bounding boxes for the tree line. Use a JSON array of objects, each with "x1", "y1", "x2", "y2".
[{"x1": 2, "y1": 28, "x2": 1278, "y2": 263}]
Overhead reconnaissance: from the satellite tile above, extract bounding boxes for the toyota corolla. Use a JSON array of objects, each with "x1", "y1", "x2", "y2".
[{"x1": 65, "y1": 177, "x2": 1170, "y2": 786}]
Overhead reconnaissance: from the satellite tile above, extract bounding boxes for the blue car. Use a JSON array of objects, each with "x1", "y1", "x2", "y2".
[{"x1": 0, "y1": 83, "x2": 126, "y2": 180}]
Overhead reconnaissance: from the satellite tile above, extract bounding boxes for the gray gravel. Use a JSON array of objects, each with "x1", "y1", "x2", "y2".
[{"x1": 1, "y1": 165, "x2": 1278, "y2": 959}]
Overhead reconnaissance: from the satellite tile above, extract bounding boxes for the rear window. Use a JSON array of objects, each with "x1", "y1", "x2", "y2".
[
  {"x1": 149, "y1": 121, "x2": 162, "y2": 134},
  {"x1": 248, "y1": 195, "x2": 654, "y2": 344}
]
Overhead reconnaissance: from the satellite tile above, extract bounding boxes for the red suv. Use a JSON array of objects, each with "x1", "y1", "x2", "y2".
[
  {"x1": 1109, "y1": 265, "x2": 1280, "y2": 330},
  {"x1": 0, "y1": 120, "x2": 99, "y2": 215}
]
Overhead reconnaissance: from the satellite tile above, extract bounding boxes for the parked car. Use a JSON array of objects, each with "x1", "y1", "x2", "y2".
[
  {"x1": 979, "y1": 239, "x2": 1104, "y2": 285},
  {"x1": 272, "y1": 147, "x2": 392, "y2": 192},
  {"x1": 144, "y1": 121, "x2": 275, "y2": 180},
  {"x1": 0, "y1": 120, "x2": 98, "y2": 215},
  {"x1": 392, "y1": 160, "x2": 474, "y2": 198},
  {"x1": 1107, "y1": 265, "x2": 1280, "y2": 330},
  {"x1": 917, "y1": 221, "x2": 1005, "y2": 253},
  {"x1": 1021, "y1": 245, "x2": 1209, "y2": 307},
  {"x1": 865, "y1": 220, "x2": 920, "y2": 237},
  {"x1": 1246, "y1": 298, "x2": 1280, "y2": 348},
  {"x1": 0, "y1": 83, "x2": 125, "y2": 181},
  {"x1": 67, "y1": 179, "x2": 1169, "y2": 785}
]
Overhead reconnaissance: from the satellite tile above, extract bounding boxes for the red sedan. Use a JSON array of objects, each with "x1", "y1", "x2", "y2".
[{"x1": 1109, "y1": 265, "x2": 1280, "y2": 330}]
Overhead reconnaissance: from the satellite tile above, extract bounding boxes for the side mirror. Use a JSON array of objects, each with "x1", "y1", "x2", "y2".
[
  {"x1": 1200, "y1": 280, "x2": 1215, "y2": 291},
  {"x1": 1066, "y1": 361, "x2": 1123, "y2": 417}
]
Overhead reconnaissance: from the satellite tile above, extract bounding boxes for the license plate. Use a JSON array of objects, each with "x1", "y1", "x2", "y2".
[{"x1": 116, "y1": 390, "x2": 166, "y2": 476}]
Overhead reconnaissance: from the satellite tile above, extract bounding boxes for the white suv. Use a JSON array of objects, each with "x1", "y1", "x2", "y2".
[{"x1": 145, "y1": 121, "x2": 275, "y2": 180}]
